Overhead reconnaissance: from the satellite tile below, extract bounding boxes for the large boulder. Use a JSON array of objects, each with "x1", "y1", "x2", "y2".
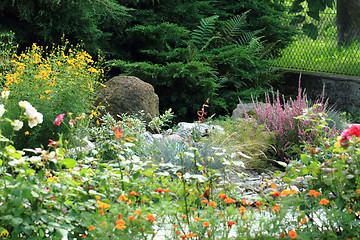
[
  {"x1": 231, "y1": 102, "x2": 265, "y2": 119},
  {"x1": 97, "y1": 76, "x2": 159, "y2": 122}
]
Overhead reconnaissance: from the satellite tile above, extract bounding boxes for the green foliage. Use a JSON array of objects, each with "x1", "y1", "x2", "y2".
[
  {"x1": 0, "y1": 0, "x2": 130, "y2": 56},
  {"x1": 0, "y1": 39, "x2": 102, "y2": 149},
  {"x1": 274, "y1": 38, "x2": 360, "y2": 76},
  {"x1": 289, "y1": 0, "x2": 335, "y2": 40},
  {"x1": 108, "y1": 59, "x2": 220, "y2": 120}
]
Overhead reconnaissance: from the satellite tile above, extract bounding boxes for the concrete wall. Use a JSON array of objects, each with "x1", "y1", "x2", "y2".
[{"x1": 277, "y1": 71, "x2": 360, "y2": 112}]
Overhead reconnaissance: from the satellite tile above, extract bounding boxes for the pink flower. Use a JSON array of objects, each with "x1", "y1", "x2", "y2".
[
  {"x1": 54, "y1": 113, "x2": 65, "y2": 126},
  {"x1": 68, "y1": 119, "x2": 75, "y2": 126}
]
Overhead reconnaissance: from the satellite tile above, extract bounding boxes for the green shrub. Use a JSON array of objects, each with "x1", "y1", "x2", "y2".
[{"x1": 0, "y1": 39, "x2": 102, "y2": 149}]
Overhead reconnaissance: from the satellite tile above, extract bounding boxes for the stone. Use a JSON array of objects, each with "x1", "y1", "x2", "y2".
[
  {"x1": 231, "y1": 102, "x2": 265, "y2": 119},
  {"x1": 97, "y1": 76, "x2": 159, "y2": 123},
  {"x1": 163, "y1": 134, "x2": 184, "y2": 142}
]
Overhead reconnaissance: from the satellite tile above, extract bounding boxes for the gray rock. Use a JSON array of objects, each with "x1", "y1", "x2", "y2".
[{"x1": 96, "y1": 76, "x2": 159, "y2": 123}]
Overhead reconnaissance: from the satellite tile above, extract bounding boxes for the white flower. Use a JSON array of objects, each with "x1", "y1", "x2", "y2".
[
  {"x1": 26, "y1": 109, "x2": 43, "y2": 128},
  {"x1": 1, "y1": 90, "x2": 10, "y2": 99},
  {"x1": 0, "y1": 104, "x2": 5, "y2": 117},
  {"x1": 13, "y1": 158, "x2": 25, "y2": 165},
  {"x1": 25, "y1": 106, "x2": 38, "y2": 118},
  {"x1": 18, "y1": 100, "x2": 32, "y2": 109},
  {"x1": 29, "y1": 156, "x2": 42, "y2": 164},
  {"x1": 11, "y1": 119, "x2": 23, "y2": 131}
]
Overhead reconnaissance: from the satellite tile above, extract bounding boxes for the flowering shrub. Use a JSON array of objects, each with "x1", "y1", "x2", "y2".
[
  {"x1": 0, "y1": 37, "x2": 103, "y2": 149},
  {"x1": 247, "y1": 85, "x2": 337, "y2": 162}
]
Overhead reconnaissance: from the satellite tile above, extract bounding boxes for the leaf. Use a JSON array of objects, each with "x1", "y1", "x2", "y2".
[
  {"x1": 275, "y1": 161, "x2": 287, "y2": 167},
  {"x1": 290, "y1": 15, "x2": 305, "y2": 25},
  {"x1": 61, "y1": 158, "x2": 76, "y2": 168},
  {"x1": 301, "y1": 154, "x2": 309, "y2": 165},
  {"x1": 12, "y1": 217, "x2": 23, "y2": 225},
  {"x1": 303, "y1": 23, "x2": 318, "y2": 40},
  {"x1": 237, "y1": 151, "x2": 252, "y2": 159},
  {"x1": 54, "y1": 228, "x2": 68, "y2": 239}
]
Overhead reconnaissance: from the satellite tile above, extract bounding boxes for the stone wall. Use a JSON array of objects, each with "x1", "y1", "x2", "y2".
[{"x1": 277, "y1": 71, "x2": 360, "y2": 112}]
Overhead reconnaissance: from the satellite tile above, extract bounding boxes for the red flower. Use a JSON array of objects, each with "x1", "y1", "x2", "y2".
[
  {"x1": 227, "y1": 221, "x2": 235, "y2": 227},
  {"x1": 54, "y1": 113, "x2": 65, "y2": 126},
  {"x1": 218, "y1": 194, "x2": 227, "y2": 199}
]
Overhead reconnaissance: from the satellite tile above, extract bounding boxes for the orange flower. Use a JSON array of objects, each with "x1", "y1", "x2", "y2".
[
  {"x1": 173, "y1": 224, "x2": 178, "y2": 228},
  {"x1": 194, "y1": 217, "x2": 201, "y2": 221},
  {"x1": 129, "y1": 191, "x2": 139, "y2": 196},
  {"x1": 272, "y1": 204, "x2": 280, "y2": 212},
  {"x1": 218, "y1": 194, "x2": 227, "y2": 199},
  {"x1": 182, "y1": 215, "x2": 187, "y2": 219},
  {"x1": 280, "y1": 190, "x2": 291, "y2": 196},
  {"x1": 117, "y1": 213, "x2": 122, "y2": 219},
  {"x1": 241, "y1": 216, "x2": 247, "y2": 220},
  {"x1": 201, "y1": 199, "x2": 209, "y2": 204},
  {"x1": 299, "y1": 218, "x2": 307, "y2": 224},
  {"x1": 290, "y1": 189, "x2": 298, "y2": 195},
  {"x1": 208, "y1": 201, "x2": 217, "y2": 207},
  {"x1": 202, "y1": 222, "x2": 210, "y2": 227},
  {"x1": 128, "y1": 216, "x2": 135, "y2": 221},
  {"x1": 242, "y1": 199, "x2": 250, "y2": 205},
  {"x1": 288, "y1": 230, "x2": 297, "y2": 239},
  {"x1": 199, "y1": 194, "x2": 204, "y2": 198},
  {"x1": 191, "y1": 208, "x2": 195, "y2": 212},
  {"x1": 238, "y1": 206, "x2": 247, "y2": 214},
  {"x1": 146, "y1": 214, "x2": 155, "y2": 223},
  {"x1": 176, "y1": 231, "x2": 180, "y2": 235},
  {"x1": 224, "y1": 198, "x2": 236, "y2": 204},
  {"x1": 186, "y1": 232, "x2": 195, "y2": 238},
  {"x1": 308, "y1": 190, "x2": 321, "y2": 198},
  {"x1": 97, "y1": 200, "x2": 110, "y2": 209},
  {"x1": 134, "y1": 209, "x2": 141, "y2": 215},
  {"x1": 115, "y1": 219, "x2": 126, "y2": 230},
  {"x1": 88, "y1": 225, "x2": 95, "y2": 231},
  {"x1": 280, "y1": 233, "x2": 286, "y2": 238},
  {"x1": 255, "y1": 201, "x2": 263, "y2": 206},
  {"x1": 95, "y1": 195, "x2": 100, "y2": 200},
  {"x1": 227, "y1": 221, "x2": 235, "y2": 227},
  {"x1": 270, "y1": 183, "x2": 277, "y2": 189},
  {"x1": 357, "y1": 189, "x2": 360, "y2": 194},
  {"x1": 155, "y1": 187, "x2": 171, "y2": 193},
  {"x1": 271, "y1": 191, "x2": 281, "y2": 197},
  {"x1": 319, "y1": 198, "x2": 329, "y2": 205},
  {"x1": 118, "y1": 194, "x2": 128, "y2": 201},
  {"x1": 99, "y1": 209, "x2": 104, "y2": 216}
]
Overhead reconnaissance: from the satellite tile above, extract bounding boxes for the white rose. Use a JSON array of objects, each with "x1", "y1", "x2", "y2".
[
  {"x1": 11, "y1": 119, "x2": 23, "y2": 131},
  {"x1": 0, "y1": 104, "x2": 5, "y2": 117},
  {"x1": 13, "y1": 158, "x2": 25, "y2": 165},
  {"x1": 29, "y1": 156, "x2": 42, "y2": 164},
  {"x1": 1, "y1": 90, "x2": 10, "y2": 99},
  {"x1": 25, "y1": 106, "x2": 37, "y2": 118},
  {"x1": 18, "y1": 101, "x2": 32, "y2": 109}
]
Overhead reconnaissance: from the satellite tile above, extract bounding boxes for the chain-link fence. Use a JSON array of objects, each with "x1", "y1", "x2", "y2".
[{"x1": 273, "y1": 9, "x2": 360, "y2": 77}]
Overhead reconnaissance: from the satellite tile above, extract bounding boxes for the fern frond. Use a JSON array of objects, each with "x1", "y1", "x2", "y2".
[
  {"x1": 191, "y1": 15, "x2": 219, "y2": 50},
  {"x1": 222, "y1": 10, "x2": 250, "y2": 44},
  {"x1": 235, "y1": 29, "x2": 263, "y2": 46}
]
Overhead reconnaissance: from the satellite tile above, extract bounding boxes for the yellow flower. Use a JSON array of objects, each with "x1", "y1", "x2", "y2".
[
  {"x1": 45, "y1": 90, "x2": 51, "y2": 94},
  {"x1": 47, "y1": 176, "x2": 58, "y2": 183},
  {"x1": 97, "y1": 200, "x2": 110, "y2": 209},
  {"x1": 1, "y1": 229, "x2": 9, "y2": 239}
]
